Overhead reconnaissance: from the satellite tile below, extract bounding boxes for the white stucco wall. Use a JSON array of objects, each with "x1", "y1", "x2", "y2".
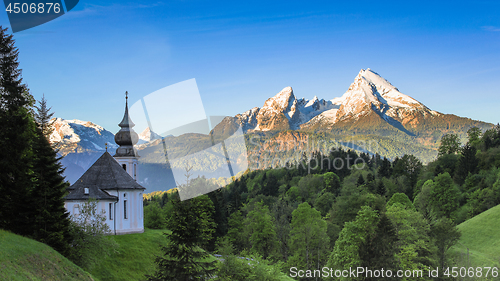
[
  {"x1": 107, "y1": 189, "x2": 144, "y2": 235},
  {"x1": 65, "y1": 190, "x2": 144, "y2": 235}
]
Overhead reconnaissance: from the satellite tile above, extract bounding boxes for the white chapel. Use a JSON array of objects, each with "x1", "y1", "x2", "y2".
[{"x1": 65, "y1": 93, "x2": 145, "y2": 235}]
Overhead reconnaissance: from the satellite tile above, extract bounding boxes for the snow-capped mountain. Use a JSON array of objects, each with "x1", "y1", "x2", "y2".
[
  {"x1": 232, "y1": 69, "x2": 443, "y2": 133},
  {"x1": 235, "y1": 86, "x2": 338, "y2": 131},
  {"x1": 50, "y1": 118, "x2": 117, "y2": 156},
  {"x1": 138, "y1": 127, "x2": 161, "y2": 144},
  {"x1": 53, "y1": 68, "x2": 493, "y2": 187}
]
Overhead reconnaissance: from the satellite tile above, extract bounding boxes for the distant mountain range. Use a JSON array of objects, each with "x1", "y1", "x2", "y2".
[
  {"x1": 215, "y1": 68, "x2": 488, "y2": 136},
  {"x1": 51, "y1": 69, "x2": 493, "y2": 192},
  {"x1": 211, "y1": 69, "x2": 491, "y2": 169}
]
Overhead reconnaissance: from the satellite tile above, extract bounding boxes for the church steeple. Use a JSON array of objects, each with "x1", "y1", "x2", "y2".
[
  {"x1": 114, "y1": 91, "x2": 139, "y2": 158},
  {"x1": 118, "y1": 91, "x2": 135, "y2": 128}
]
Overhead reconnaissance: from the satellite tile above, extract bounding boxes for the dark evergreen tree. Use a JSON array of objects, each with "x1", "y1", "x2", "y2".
[
  {"x1": 34, "y1": 94, "x2": 55, "y2": 137},
  {"x1": 377, "y1": 157, "x2": 392, "y2": 178},
  {"x1": 376, "y1": 180, "x2": 386, "y2": 196},
  {"x1": 0, "y1": 27, "x2": 37, "y2": 236},
  {"x1": 31, "y1": 127, "x2": 72, "y2": 256},
  {"x1": 147, "y1": 194, "x2": 217, "y2": 281},
  {"x1": 366, "y1": 173, "x2": 376, "y2": 192},
  {"x1": 357, "y1": 174, "x2": 365, "y2": 186},
  {"x1": 207, "y1": 189, "x2": 228, "y2": 250},
  {"x1": 360, "y1": 214, "x2": 397, "y2": 276},
  {"x1": 492, "y1": 124, "x2": 500, "y2": 148},
  {"x1": 374, "y1": 153, "x2": 382, "y2": 167},
  {"x1": 264, "y1": 172, "x2": 279, "y2": 197},
  {"x1": 392, "y1": 154, "x2": 423, "y2": 196},
  {"x1": 454, "y1": 143, "x2": 479, "y2": 185}
]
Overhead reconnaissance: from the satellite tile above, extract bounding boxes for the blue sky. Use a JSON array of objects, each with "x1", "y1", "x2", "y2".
[{"x1": 1, "y1": 0, "x2": 499, "y2": 131}]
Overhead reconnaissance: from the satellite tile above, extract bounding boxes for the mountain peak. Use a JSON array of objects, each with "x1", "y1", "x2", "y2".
[
  {"x1": 273, "y1": 86, "x2": 294, "y2": 103},
  {"x1": 49, "y1": 118, "x2": 117, "y2": 156},
  {"x1": 138, "y1": 127, "x2": 161, "y2": 143},
  {"x1": 261, "y1": 86, "x2": 295, "y2": 112},
  {"x1": 231, "y1": 68, "x2": 443, "y2": 133}
]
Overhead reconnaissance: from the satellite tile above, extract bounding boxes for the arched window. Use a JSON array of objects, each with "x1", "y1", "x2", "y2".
[{"x1": 122, "y1": 164, "x2": 126, "y2": 171}]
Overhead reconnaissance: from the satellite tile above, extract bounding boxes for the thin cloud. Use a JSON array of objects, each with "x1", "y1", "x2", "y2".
[
  {"x1": 482, "y1": 26, "x2": 500, "y2": 32},
  {"x1": 62, "y1": 1, "x2": 165, "y2": 19}
]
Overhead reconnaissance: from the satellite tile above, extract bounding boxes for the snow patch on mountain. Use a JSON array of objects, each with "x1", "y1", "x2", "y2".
[
  {"x1": 138, "y1": 127, "x2": 161, "y2": 144},
  {"x1": 235, "y1": 68, "x2": 442, "y2": 132},
  {"x1": 246, "y1": 86, "x2": 339, "y2": 131},
  {"x1": 50, "y1": 118, "x2": 117, "y2": 155}
]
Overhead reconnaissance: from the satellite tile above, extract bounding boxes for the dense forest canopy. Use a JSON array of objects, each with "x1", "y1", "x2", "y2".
[{"x1": 144, "y1": 125, "x2": 500, "y2": 280}]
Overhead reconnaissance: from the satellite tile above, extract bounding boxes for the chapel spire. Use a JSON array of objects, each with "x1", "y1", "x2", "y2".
[
  {"x1": 114, "y1": 91, "x2": 139, "y2": 157},
  {"x1": 118, "y1": 91, "x2": 135, "y2": 128}
]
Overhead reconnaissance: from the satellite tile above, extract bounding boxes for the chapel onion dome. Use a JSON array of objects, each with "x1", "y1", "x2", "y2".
[{"x1": 114, "y1": 92, "x2": 139, "y2": 157}]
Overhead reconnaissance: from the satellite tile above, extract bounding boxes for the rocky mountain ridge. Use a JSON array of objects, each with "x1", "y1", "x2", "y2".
[
  {"x1": 232, "y1": 69, "x2": 443, "y2": 134},
  {"x1": 49, "y1": 68, "x2": 494, "y2": 191}
]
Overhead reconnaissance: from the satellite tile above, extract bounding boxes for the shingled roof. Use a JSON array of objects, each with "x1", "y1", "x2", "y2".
[
  {"x1": 67, "y1": 152, "x2": 145, "y2": 201},
  {"x1": 65, "y1": 184, "x2": 118, "y2": 201}
]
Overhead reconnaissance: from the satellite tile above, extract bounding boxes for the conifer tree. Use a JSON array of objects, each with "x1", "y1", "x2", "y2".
[
  {"x1": 356, "y1": 174, "x2": 365, "y2": 186},
  {"x1": 31, "y1": 127, "x2": 72, "y2": 256},
  {"x1": 454, "y1": 143, "x2": 479, "y2": 185},
  {"x1": 0, "y1": 26, "x2": 37, "y2": 236},
  {"x1": 147, "y1": 193, "x2": 217, "y2": 281},
  {"x1": 34, "y1": 94, "x2": 55, "y2": 137},
  {"x1": 377, "y1": 157, "x2": 392, "y2": 178},
  {"x1": 376, "y1": 180, "x2": 386, "y2": 196}
]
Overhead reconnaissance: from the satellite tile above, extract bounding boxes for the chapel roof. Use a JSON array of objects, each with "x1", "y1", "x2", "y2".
[
  {"x1": 65, "y1": 184, "x2": 118, "y2": 201},
  {"x1": 68, "y1": 151, "x2": 145, "y2": 194}
]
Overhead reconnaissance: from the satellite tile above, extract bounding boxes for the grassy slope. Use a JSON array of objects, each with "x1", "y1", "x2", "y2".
[
  {"x1": 0, "y1": 229, "x2": 93, "y2": 281},
  {"x1": 90, "y1": 228, "x2": 294, "y2": 281},
  {"x1": 89, "y1": 228, "x2": 169, "y2": 281},
  {"x1": 449, "y1": 204, "x2": 500, "y2": 269}
]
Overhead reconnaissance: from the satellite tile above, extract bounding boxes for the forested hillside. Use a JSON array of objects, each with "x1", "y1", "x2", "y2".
[{"x1": 145, "y1": 125, "x2": 500, "y2": 280}]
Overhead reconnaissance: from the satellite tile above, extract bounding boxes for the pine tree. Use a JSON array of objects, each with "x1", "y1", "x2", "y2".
[
  {"x1": 34, "y1": 94, "x2": 55, "y2": 137},
  {"x1": 454, "y1": 143, "x2": 479, "y2": 185},
  {"x1": 0, "y1": 26, "x2": 37, "y2": 236},
  {"x1": 147, "y1": 194, "x2": 217, "y2": 281},
  {"x1": 377, "y1": 157, "x2": 392, "y2": 178},
  {"x1": 356, "y1": 174, "x2": 365, "y2": 186},
  {"x1": 376, "y1": 180, "x2": 386, "y2": 196},
  {"x1": 31, "y1": 127, "x2": 72, "y2": 256}
]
